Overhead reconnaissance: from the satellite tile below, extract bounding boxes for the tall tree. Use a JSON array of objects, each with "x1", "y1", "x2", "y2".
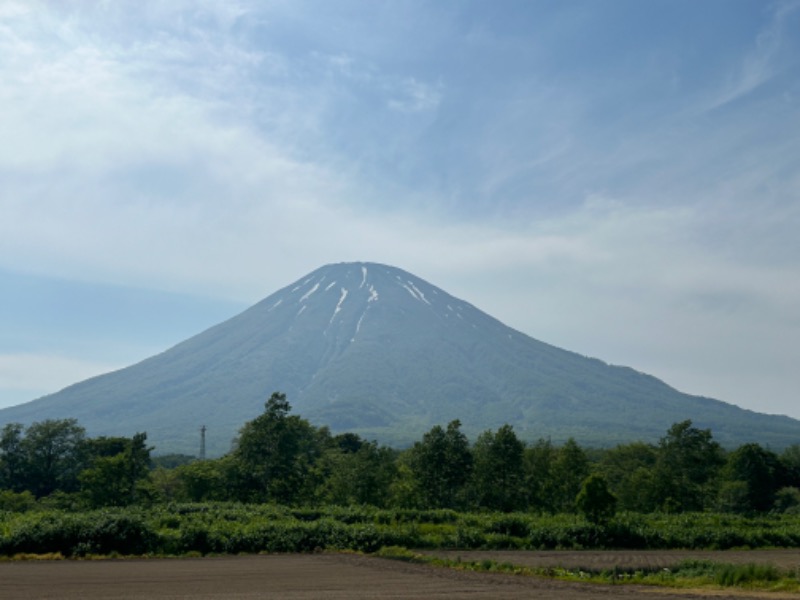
[
  {"x1": 20, "y1": 419, "x2": 87, "y2": 498},
  {"x1": 408, "y1": 420, "x2": 472, "y2": 509},
  {"x1": 471, "y1": 424, "x2": 524, "y2": 512},
  {"x1": 719, "y1": 443, "x2": 783, "y2": 513},
  {"x1": 781, "y1": 444, "x2": 800, "y2": 488},
  {"x1": 233, "y1": 392, "x2": 323, "y2": 504},
  {"x1": 0, "y1": 423, "x2": 26, "y2": 492},
  {"x1": 524, "y1": 438, "x2": 557, "y2": 512},
  {"x1": 550, "y1": 438, "x2": 590, "y2": 513},
  {"x1": 652, "y1": 420, "x2": 724, "y2": 512}
]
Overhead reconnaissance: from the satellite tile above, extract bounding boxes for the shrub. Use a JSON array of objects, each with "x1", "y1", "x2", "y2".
[{"x1": 0, "y1": 490, "x2": 36, "y2": 512}]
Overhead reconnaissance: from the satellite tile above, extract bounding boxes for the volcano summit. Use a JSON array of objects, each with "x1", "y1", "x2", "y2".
[{"x1": 2, "y1": 262, "x2": 799, "y2": 455}]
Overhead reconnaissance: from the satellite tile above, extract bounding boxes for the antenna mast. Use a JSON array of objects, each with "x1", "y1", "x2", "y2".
[{"x1": 200, "y1": 425, "x2": 206, "y2": 460}]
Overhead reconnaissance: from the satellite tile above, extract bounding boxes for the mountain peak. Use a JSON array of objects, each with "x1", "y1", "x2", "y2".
[
  {"x1": 3, "y1": 263, "x2": 800, "y2": 456},
  {"x1": 251, "y1": 262, "x2": 482, "y2": 345}
]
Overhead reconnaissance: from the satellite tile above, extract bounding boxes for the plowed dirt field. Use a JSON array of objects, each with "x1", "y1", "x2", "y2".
[{"x1": 1, "y1": 551, "x2": 798, "y2": 599}]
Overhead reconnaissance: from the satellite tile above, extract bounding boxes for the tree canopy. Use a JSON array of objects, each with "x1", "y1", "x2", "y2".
[{"x1": 3, "y1": 398, "x2": 799, "y2": 518}]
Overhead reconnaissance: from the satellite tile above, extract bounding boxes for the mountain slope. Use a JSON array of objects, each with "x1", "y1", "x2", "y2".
[{"x1": 2, "y1": 262, "x2": 799, "y2": 455}]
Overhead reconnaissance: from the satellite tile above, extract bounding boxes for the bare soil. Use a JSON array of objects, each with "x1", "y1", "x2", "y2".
[{"x1": 0, "y1": 551, "x2": 798, "y2": 600}]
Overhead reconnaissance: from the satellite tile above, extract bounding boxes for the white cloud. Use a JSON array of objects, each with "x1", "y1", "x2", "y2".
[
  {"x1": 1, "y1": 1, "x2": 799, "y2": 421},
  {"x1": 0, "y1": 3, "x2": 355, "y2": 297}
]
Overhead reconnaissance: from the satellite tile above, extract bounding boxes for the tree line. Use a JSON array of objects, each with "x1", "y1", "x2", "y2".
[{"x1": 2, "y1": 392, "x2": 800, "y2": 517}]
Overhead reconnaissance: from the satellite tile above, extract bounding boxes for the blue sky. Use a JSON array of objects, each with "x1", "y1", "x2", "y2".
[{"x1": 2, "y1": 1, "x2": 799, "y2": 420}]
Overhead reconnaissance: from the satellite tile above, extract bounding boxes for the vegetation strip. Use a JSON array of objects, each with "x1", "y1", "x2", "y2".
[
  {"x1": 2, "y1": 503, "x2": 800, "y2": 559},
  {"x1": 375, "y1": 547, "x2": 800, "y2": 593},
  {"x1": 2, "y1": 394, "x2": 800, "y2": 518}
]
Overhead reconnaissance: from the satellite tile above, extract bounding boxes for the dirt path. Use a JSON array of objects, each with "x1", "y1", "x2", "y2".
[{"x1": 1, "y1": 552, "x2": 797, "y2": 599}]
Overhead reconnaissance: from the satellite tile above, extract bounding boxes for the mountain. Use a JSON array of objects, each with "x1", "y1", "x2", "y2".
[{"x1": 2, "y1": 262, "x2": 800, "y2": 456}]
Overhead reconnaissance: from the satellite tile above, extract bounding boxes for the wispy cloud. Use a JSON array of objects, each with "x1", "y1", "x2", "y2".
[
  {"x1": 1, "y1": 1, "x2": 799, "y2": 418},
  {"x1": 701, "y1": 0, "x2": 800, "y2": 112}
]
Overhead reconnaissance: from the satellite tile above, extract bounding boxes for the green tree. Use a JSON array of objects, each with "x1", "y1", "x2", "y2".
[
  {"x1": 408, "y1": 420, "x2": 472, "y2": 509},
  {"x1": 149, "y1": 466, "x2": 183, "y2": 502},
  {"x1": 720, "y1": 443, "x2": 783, "y2": 513},
  {"x1": 550, "y1": 438, "x2": 590, "y2": 513},
  {"x1": 387, "y1": 457, "x2": 422, "y2": 508},
  {"x1": 79, "y1": 454, "x2": 131, "y2": 507},
  {"x1": 596, "y1": 442, "x2": 658, "y2": 512},
  {"x1": 233, "y1": 392, "x2": 324, "y2": 504},
  {"x1": 471, "y1": 424, "x2": 524, "y2": 512},
  {"x1": 83, "y1": 436, "x2": 129, "y2": 459},
  {"x1": 576, "y1": 474, "x2": 617, "y2": 524},
  {"x1": 150, "y1": 454, "x2": 196, "y2": 470},
  {"x1": 319, "y1": 439, "x2": 396, "y2": 507},
  {"x1": 716, "y1": 480, "x2": 750, "y2": 514},
  {"x1": 652, "y1": 420, "x2": 724, "y2": 512},
  {"x1": 332, "y1": 432, "x2": 365, "y2": 454},
  {"x1": 0, "y1": 423, "x2": 26, "y2": 492},
  {"x1": 78, "y1": 432, "x2": 152, "y2": 507},
  {"x1": 780, "y1": 445, "x2": 800, "y2": 488},
  {"x1": 174, "y1": 457, "x2": 233, "y2": 501},
  {"x1": 524, "y1": 438, "x2": 557, "y2": 512},
  {"x1": 126, "y1": 432, "x2": 152, "y2": 500},
  {"x1": 21, "y1": 419, "x2": 87, "y2": 498}
]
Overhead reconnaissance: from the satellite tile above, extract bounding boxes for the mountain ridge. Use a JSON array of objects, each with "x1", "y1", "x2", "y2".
[{"x1": 2, "y1": 261, "x2": 799, "y2": 456}]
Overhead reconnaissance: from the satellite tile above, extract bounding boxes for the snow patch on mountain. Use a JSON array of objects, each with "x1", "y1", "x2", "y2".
[
  {"x1": 300, "y1": 282, "x2": 320, "y2": 302},
  {"x1": 292, "y1": 275, "x2": 315, "y2": 292},
  {"x1": 352, "y1": 310, "x2": 367, "y2": 342},
  {"x1": 407, "y1": 281, "x2": 431, "y2": 305},
  {"x1": 360, "y1": 266, "x2": 368, "y2": 288},
  {"x1": 400, "y1": 282, "x2": 422, "y2": 302},
  {"x1": 330, "y1": 288, "x2": 348, "y2": 324}
]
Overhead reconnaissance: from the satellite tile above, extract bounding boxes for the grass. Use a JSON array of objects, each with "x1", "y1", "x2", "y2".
[
  {"x1": 374, "y1": 547, "x2": 800, "y2": 592},
  {"x1": 0, "y1": 552, "x2": 66, "y2": 561}
]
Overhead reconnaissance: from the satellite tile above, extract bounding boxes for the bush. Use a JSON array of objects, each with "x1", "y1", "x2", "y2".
[
  {"x1": 485, "y1": 514, "x2": 531, "y2": 537},
  {"x1": 2, "y1": 503, "x2": 800, "y2": 557},
  {"x1": 0, "y1": 490, "x2": 36, "y2": 512},
  {"x1": 774, "y1": 487, "x2": 800, "y2": 514},
  {"x1": 0, "y1": 510, "x2": 156, "y2": 557}
]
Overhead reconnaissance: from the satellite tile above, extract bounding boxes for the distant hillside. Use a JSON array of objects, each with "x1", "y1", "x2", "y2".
[{"x1": 2, "y1": 262, "x2": 799, "y2": 456}]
